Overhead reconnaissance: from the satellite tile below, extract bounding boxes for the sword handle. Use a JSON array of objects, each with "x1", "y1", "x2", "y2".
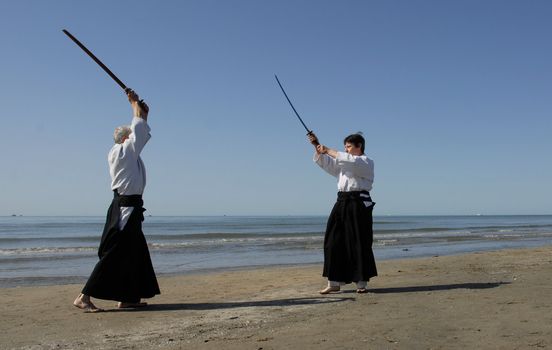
[
  {"x1": 307, "y1": 131, "x2": 320, "y2": 146},
  {"x1": 125, "y1": 88, "x2": 149, "y2": 114}
]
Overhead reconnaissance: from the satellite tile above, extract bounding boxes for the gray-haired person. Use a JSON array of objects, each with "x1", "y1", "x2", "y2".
[
  {"x1": 308, "y1": 132, "x2": 377, "y2": 294},
  {"x1": 74, "y1": 90, "x2": 160, "y2": 312}
]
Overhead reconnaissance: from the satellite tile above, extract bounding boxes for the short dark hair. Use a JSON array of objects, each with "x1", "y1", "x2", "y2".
[{"x1": 343, "y1": 133, "x2": 365, "y2": 153}]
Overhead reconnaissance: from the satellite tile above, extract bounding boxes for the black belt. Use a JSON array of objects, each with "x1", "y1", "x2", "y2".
[
  {"x1": 113, "y1": 190, "x2": 143, "y2": 207},
  {"x1": 337, "y1": 190, "x2": 372, "y2": 201}
]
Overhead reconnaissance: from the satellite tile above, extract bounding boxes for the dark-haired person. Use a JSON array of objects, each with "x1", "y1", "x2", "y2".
[
  {"x1": 308, "y1": 132, "x2": 377, "y2": 294},
  {"x1": 73, "y1": 89, "x2": 160, "y2": 312}
]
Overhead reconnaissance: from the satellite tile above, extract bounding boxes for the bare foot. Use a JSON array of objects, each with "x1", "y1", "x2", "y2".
[
  {"x1": 319, "y1": 286, "x2": 340, "y2": 294},
  {"x1": 356, "y1": 288, "x2": 368, "y2": 294},
  {"x1": 117, "y1": 301, "x2": 148, "y2": 308},
  {"x1": 73, "y1": 294, "x2": 102, "y2": 313}
]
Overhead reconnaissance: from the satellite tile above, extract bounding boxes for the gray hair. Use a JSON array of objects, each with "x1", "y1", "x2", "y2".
[{"x1": 113, "y1": 125, "x2": 132, "y2": 144}]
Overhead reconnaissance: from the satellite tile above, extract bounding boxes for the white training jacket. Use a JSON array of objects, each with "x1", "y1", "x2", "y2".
[
  {"x1": 314, "y1": 151, "x2": 374, "y2": 193},
  {"x1": 108, "y1": 116, "x2": 151, "y2": 230}
]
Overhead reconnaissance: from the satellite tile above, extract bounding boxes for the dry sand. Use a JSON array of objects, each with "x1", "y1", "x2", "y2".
[{"x1": 1, "y1": 246, "x2": 551, "y2": 349}]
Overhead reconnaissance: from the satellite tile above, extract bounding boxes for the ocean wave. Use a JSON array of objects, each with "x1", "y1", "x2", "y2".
[
  {"x1": 375, "y1": 230, "x2": 475, "y2": 239},
  {"x1": 483, "y1": 234, "x2": 523, "y2": 239},
  {"x1": 0, "y1": 246, "x2": 96, "y2": 256},
  {"x1": 0, "y1": 236, "x2": 100, "y2": 244},
  {"x1": 374, "y1": 239, "x2": 398, "y2": 246},
  {"x1": 149, "y1": 235, "x2": 323, "y2": 250},
  {"x1": 146, "y1": 231, "x2": 323, "y2": 240}
]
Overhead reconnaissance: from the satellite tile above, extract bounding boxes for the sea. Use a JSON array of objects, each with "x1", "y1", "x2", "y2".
[{"x1": 1, "y1": 215, "x2": 551, "y2": 288}]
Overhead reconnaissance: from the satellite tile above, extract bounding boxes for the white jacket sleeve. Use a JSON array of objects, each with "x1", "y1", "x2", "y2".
[
  {"x1": 122, "y1": 117, "x2": 151, "y2": 158},
  {"x1": 314, "y1": 153, "x2": 340, "y2": 178}
]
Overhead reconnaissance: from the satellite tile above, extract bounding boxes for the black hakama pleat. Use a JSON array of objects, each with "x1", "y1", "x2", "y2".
[
  {"x1": 323, "y1": 191, "x2": 378, "y2": 283},
  {"x1": 82, "y1": 194, "x2": 160, "y2": 302}
]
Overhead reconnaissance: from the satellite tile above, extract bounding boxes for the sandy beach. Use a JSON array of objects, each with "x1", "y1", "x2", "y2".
[{"x1": 1, "y1": 246, "x2": 551, "y2": 350}]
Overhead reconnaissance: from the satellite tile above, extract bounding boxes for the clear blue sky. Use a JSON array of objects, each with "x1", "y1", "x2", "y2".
[{"x1": 1, "y1": 0, "x2": 550, "y2": 216}]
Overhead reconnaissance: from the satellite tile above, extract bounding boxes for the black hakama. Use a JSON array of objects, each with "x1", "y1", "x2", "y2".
[
  {"x1": 82, "y1": 192, "x2": 160, "y2": 302},
  {"x1": 323, "y1": 191, "x2": 377, "y2": 283}
]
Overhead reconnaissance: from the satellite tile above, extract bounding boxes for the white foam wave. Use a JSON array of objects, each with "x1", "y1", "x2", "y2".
[{"x1": 0, "y1": 247, "x2": 96, "y2": 256}]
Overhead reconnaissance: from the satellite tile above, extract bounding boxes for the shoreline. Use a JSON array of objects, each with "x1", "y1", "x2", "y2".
[
  {"x1": 3, "y1": 215, "x2": 552, "y2": 289},
  {"x1": 3, "y1": 240, "x2": 551, "y2": 289},
  {"x1": 1, "y1": 245, "x2": 551, "y2": 349}
]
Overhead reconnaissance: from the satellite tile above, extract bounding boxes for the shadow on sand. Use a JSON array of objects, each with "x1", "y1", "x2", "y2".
[
  {"x1": 364, "y1": 281, "x2": 510, "y2": 294},
  {"x1": 99, "y1": 282, "x2": 510, "y2": 312},
  {"x1": 102, "y1": 296, "x2": 355, "y2": 312}
]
